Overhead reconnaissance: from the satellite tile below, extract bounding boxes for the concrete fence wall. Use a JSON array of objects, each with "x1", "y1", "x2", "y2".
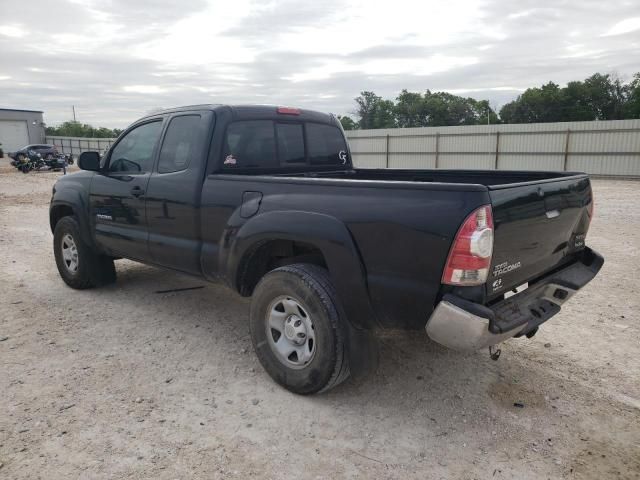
[
  {"x1": 47, "y1": 119, "x2": 640, "y2": 177},
  {"x1": 346, "y1": 119, "x2": 640, "y2": 177}
]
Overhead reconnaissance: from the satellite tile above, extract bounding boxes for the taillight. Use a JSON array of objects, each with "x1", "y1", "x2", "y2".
[
  {"x1": 442, "y1": 205, "x2": 494, "y2": 286},
  {"x1": 587, "y1": 192, "x2": 594, "y2": 227}
]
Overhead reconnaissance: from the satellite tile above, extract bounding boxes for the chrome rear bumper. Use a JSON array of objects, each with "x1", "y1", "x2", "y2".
[
  {"x1": 426, "y1": 300, "x2": 525, "y2": 351},
  {"x1": 426, "y1": 247, "x2": 604, "y2": 351}
]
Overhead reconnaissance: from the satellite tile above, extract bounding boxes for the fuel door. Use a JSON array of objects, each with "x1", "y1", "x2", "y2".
[{"x1": 240, "y1": 191, "x2": 263, "y2": 218}]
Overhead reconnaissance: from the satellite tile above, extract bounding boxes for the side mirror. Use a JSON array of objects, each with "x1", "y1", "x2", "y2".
[{"x1": 78, "y1": 151, "x2": 101, "y2": 171}]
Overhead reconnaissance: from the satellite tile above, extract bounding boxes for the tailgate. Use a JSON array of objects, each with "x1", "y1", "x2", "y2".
[{"x1": 487, "y1": 175, "x2": 593, "y2": 299}]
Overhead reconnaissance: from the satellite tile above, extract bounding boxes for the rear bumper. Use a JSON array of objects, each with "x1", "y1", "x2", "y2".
[{"x1": 426, "y1": 247, "x2": 604, "y2": 351}]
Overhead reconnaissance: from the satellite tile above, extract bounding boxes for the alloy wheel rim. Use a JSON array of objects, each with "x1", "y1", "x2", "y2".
[
  {"x1": 266, "y1": 295, "x2": 316, "y2": 369},
  {"x1": 61, "y1": 234, "x2": 79, "y2": 273}
]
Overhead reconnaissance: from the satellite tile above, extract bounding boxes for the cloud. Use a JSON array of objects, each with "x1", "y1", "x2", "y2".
[
  {"x1": 0, "y1": 0, "x2": 638, "y2": 128},
  {"x1": 602, "y1": 17, "x2": 640, "y2": 36},
  {"x1": 123, "y1": 85, "x2": 168, "y2": 94},
  {"x1": 0, "y1": 24, "x2": 26, "y2": 38}
]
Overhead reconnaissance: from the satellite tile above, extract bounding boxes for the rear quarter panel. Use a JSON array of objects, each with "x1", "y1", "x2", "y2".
[{"x1": 201, "y1": 175, "x2": 490, "y2": 330}]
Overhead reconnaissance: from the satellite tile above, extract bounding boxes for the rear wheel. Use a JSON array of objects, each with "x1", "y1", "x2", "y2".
[
  {"x1": 250, "y1": 264, "x2": 350, "y2": 394},
  {"x1": 53, "y1": 216, "x2": 116, "y2": 289}
]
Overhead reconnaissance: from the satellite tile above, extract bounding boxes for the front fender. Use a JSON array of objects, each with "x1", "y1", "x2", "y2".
[
  {"x1": 49, "y1": 173, "x2": 94, "y2": 247},
  {"x1": 225, "y1": 210, "x2": 378, "y2": 330}
]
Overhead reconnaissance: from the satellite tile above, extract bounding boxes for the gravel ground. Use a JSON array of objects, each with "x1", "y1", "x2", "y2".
[{"x1": 0, "y1": 160, "x2": 639, "y2": 479}]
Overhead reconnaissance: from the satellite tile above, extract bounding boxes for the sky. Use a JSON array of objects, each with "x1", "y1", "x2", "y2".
[{"x1": 1, "y1": 0, "x2": 639, "y2": 128}]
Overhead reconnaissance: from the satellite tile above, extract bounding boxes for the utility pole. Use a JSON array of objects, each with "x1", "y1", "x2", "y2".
[{"x1": 72, "y1": 105, "x2": 76, "y2": 122}]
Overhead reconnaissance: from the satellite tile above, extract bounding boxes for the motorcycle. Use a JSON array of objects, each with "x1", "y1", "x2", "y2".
[
  {"x1": 11, "y1": 149, "x2": 41, "y2": 173},
  {"x1": 11, "y1": 150, "x2": 69, "y2": 173},
  {"x1": 43, "y1": 152, "x2": 74, "y2": 166}
]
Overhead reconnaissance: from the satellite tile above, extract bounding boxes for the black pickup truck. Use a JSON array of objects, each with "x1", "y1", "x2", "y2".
[{"x1": 50, "y1": 105, "x2": 603, "y2": 394}]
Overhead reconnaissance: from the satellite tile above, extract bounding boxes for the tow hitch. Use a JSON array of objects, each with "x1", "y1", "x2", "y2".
[{"x1": 489, "y1": 345, "x2": 501, "y2": 361}]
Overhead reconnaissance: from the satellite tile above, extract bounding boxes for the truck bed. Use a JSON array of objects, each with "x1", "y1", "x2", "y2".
[{"x1": 296, "y1": 169, "x2": 593, "y2": 302}]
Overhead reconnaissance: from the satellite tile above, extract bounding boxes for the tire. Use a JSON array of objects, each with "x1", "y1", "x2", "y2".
[
  {"x1": 250, "y1": 263, "x2": 350, "y2": 394},
  {"x1": 53, "y1": 216, "x2": 116, "y2": 289}
]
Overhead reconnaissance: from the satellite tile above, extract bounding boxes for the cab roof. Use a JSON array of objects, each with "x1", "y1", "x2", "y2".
[{"x1": 138, "y1": 104, "x2": 336, "y2": 125}]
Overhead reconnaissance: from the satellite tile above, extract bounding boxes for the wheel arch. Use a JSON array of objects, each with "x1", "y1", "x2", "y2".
[
  {"x1": 225, "y1": 210, "x2": 378, "y2": 330},
  {"x1": 49, "y1": 203, "x2": 75, "y2": 233},
  {"x1": 49, "y1": 189, "x2": 94, "y2": 249}
]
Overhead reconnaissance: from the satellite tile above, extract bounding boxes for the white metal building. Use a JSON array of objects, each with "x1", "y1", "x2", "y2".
[{"x1": 0, "y1": 108, "x2": 46, "y2": 152}]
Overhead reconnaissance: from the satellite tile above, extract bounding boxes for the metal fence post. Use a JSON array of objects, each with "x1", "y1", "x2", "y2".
[
  {"x1": 385, "y1": 134, "x2": 390, "y2": 168},
  {"x1": 435, "y1": 132, "x2": 440, "y2": 169},
  {"x1": 495, "y1": 131, "x2": 500, "y2": 170},
  {"x1": 563, "y1": 129, "x2": 571, "y2": 171}
]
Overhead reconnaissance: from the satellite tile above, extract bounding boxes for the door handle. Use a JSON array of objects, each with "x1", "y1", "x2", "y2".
[{"x1": 130, "y1": 186, "x2": 145, "y2": 198}]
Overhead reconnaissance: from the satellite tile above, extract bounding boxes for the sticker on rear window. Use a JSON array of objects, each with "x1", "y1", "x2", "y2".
[
  {"x1": 338, "y1": 150, "x2": 347, "y2": 164},
  {"x1": 224, "y1": 154, "x2": 237, "y2": 166}
]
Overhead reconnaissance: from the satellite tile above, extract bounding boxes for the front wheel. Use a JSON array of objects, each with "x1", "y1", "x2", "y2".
[
  {"x1": 53, "y1": 216, "x2": 116, "y2": 289},
  {"x1": 250, "y1": 264, "x2": 350, "y2": 394}
]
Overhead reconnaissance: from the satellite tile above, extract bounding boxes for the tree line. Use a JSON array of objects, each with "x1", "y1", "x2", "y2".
[
  {"x1": 45, "y1": 121, "x2": 122, "y2": 138},
  {"x1": 339, "y1": 72, "x2": 640, "y2": 130}
]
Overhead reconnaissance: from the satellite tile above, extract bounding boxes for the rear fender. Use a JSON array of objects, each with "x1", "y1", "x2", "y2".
[{"x1": 224, "y1": 210, "x2": 378, "y2": 330}]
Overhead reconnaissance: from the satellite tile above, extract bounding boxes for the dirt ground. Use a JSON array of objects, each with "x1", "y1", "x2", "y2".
[{"x1": 0, "y1": 159, "x2": 638, "y2": 480}]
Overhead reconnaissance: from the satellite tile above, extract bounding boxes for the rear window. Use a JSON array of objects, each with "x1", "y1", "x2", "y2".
[
  {"x1": 306, "y1": 123, "x2": 348, "y2": 166},
  {"x1": 224, "y1": 120, "x2": 276, "y2": 168},
  {"x1": 276, "y1": 123, "x2": 305, "y2": 165},
  {"x1": 222, "y1": 120, "x2": 348, "y2": 169}
]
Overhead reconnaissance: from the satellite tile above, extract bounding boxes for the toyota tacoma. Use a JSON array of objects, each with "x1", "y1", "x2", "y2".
[{"x1": 49, "y1": 105, "x2": 603, "y2": 394}]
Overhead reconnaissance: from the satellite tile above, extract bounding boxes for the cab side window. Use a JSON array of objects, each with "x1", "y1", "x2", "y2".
[
  {"x1": 108, "y1": 121, "x2": 162, "y2": 173},
  {"x1": 158, "y1": 115, "x2": 201, "y2": 173}
]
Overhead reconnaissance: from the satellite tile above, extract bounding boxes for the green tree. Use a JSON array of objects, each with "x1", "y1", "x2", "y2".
[
  {"x1": 562, "y1": 80, "x2": 594, "y2": 121},
  {"x1": 499, "y1": 73, "x2": 639, "y2": 123},
  {"x1": 499, "y1": 82, "x2": 566, "y2": 123},
  {"x1": 337, "y1": 115, "x2": 358, "y2": 130},
  {"x1": 475, "y1": 99, "x2": 500, "y2": 125},
  {"x1": 395, "y1": 89, "x2": 427, "y2": 127},
  {"x1": 354, "y1": 91, "x2": 396, "y2": 129},
  {"x1": 421, "y1": 91, "x2": 497, "y2": 126},
  {"x1": 582, "y1": 73, "x2": 627, "y2": 120},
  {"x1": 394, "y1": 90, "x2": 498, "y2": 127},
  {"x1": 625, "y1": 73, "x2": 640, "y2": 118}
]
